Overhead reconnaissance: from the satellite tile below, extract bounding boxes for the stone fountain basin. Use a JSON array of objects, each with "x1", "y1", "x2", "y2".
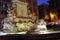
[
  {"x1": 31, "y1": 30, "x2": 60, "y2": 34},
  {"x1": 0, "y1": 31, "x2": 27, "y2": 36}
]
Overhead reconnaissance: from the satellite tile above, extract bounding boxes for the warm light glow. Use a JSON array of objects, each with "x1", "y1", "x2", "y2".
[
  {"x1": 50, "y1": 13, "x2": 55, "y2": 20},
  {"x1": 45, "y1": 15, "x2": 49, "y2": 19},
  {"x1": 50, "y1": 12, "x2": 58, "y2": 21},
  {"x1": 30, "y1": 12, "x2": 36, "y2": 16}
]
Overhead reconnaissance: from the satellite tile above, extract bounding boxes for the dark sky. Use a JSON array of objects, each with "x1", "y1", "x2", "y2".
[{"x1": 38, "y1": 0, "x2": 49, "y2": 6}]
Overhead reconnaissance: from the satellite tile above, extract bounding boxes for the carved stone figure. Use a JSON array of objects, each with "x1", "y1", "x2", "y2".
[{"x1": 35, "y1": 19, "x2": 47, "y2": 32}]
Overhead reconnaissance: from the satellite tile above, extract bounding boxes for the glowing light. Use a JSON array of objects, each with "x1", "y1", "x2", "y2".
[
  {"x1": 50, "y1": 12, "x2": 58, "y2": 21},
  {"x1": 45, "y1": 15, "x2": 49, "y2": 19},
  {"x1": 50, "y1": 13, "x2": 55, "y2": 20}
]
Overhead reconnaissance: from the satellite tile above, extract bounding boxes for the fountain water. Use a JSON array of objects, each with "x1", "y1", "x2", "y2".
[{"x1": 35, "y1": 19, "x2": 47, "y2": 32}]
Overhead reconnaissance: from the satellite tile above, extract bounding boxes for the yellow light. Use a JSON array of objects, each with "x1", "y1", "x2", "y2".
[
  {"x1": 50, "y1": 12, "x2": 58, "y2": 21},
  {"x1": 50, "y1": 13, "x2": 55, "y2": 20},
  {"x1": 45, "y1": 15, "x2": 49, "y2": 19}
]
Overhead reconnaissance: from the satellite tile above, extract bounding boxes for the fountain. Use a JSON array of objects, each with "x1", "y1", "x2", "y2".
[
  {"x1": 1, "y1": 0, "x2": 35, "y2": 33},
  {"x1": 34, "y1": 19, "x2": 47, "y2": 34}
]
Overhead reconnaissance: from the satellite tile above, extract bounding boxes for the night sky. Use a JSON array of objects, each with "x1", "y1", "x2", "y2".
[{"x1": 38, "y1": 0, "x2": 49, "y2": 6}]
